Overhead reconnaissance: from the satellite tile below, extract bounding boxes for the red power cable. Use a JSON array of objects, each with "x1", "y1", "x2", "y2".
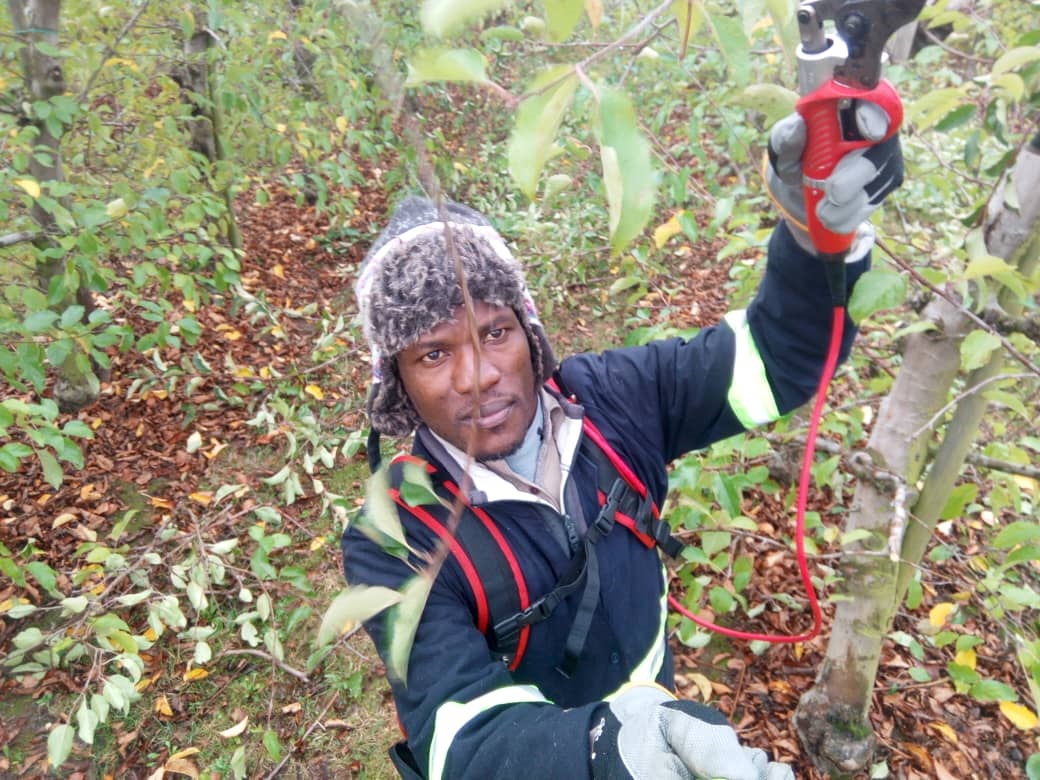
[{"x1": 667, "y1": 305, "x2": 847, "y2": 644}]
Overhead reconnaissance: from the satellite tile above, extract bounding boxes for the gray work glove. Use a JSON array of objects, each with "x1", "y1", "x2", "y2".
[
  {"x1": 766, "y1": 109, "x2": 903, "y2": 258},
  {"x1": 589, "y1": 683, "x2": 794, "y2": 780}
]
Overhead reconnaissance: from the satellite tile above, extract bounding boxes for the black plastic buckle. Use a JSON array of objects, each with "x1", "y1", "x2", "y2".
[
  {"x1": 590, "y1": 480, "x2": 626, "y2": 541},
  {"x1": 492, "y1": 596, "x2": 553, "y2": 648}
]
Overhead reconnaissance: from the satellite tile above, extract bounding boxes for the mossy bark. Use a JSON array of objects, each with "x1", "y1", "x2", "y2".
[{"x1": 8, "y1": 0, "x2": 100, "y2": 412}]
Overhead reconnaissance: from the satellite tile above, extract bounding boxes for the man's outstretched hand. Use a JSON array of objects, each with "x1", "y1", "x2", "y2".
[
  {"x1": 766, "y1": 110, "x2": 904, "y2": 257},
  {"x1": 589, "y1": 683, "x2": 794, "y2": 780}
]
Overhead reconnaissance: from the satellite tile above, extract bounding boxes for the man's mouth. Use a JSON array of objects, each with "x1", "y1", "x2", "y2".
[{"x1": 462, "y1": 399, "x2": 513, "y2": 430}]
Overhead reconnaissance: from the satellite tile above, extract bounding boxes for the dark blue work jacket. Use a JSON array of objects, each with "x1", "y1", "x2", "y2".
[{"x1": 341, "y1": 222, "x2": 868, "y2": 779}]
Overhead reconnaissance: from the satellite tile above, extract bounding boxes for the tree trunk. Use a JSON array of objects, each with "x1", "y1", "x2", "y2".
[
  {"x1": 794, "y1": 137, "x2": 1040, "y2": 776},
  {"x1": 8, "y1": 0, "x2": 100, "y2": 412},
  {"x1": 174, "y1": 12, "x2": 241, "y2": 249}
]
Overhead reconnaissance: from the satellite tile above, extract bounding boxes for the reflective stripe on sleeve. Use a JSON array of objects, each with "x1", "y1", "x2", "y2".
[
  {"x1": 723, "y1": 309, "x2": 781, "y2": 428},
  {"x1": 429, "y1": 684, "x2": 549, "y2": 780}
]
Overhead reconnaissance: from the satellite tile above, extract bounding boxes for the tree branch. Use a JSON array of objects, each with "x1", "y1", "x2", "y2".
[
  {"x1": 77, "y1": 0, "x2": 153, "y2": 103},
  {"x1": 0, "y1": 230, "x2": 40, "y2": 248},
  {"x1": 877, "y1": 237, "x2": 1040, "y2": 380},
  {"x1": 983, "y1": 309, "x2": 1040, "y2": 342}
]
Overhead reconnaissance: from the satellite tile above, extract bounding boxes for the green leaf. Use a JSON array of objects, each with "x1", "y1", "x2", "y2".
[
  {"x1": 906, "y1": 87, "x2": 967, "y2": 131},
  {"x1": 24, "y1": 310, "x2": 59, "y2": 333},
  {"x1": 545, "y1": 0, "x2": 583, "y2": 41},
  {"x1": 37, "y1": 449, "x2": 63, "y2": 489},
  {"x1": 734, "y1": 83, "x2": 798, "y2": 125},
  {"x1": 700, "y1": 530, "x2": 731, "y2": 558},
  {"x1": 420, "y1": 0, "x2": 509, "y2": 37},
  {"x1": 940, "y1": 483, "x2": 978, "y2": 520},
  {"x1": 709, "y1": 586, "x2": 735, "y2": 614},
  {"x1": 596, "y1": 86, "x2": 655, "y2": 254},
  {"x1": 362, "y1": 466, "x2": 412, "y2": 552},
  {"x1": 969, "y1": 679, "x2": 1017, "y2": 703},
  {"x1": 708, "y1": 13, "x2": 751, "y2": 86},
  {"x1": 263, "y1": 729, "x2": 282, "y2": 762},
  {"x1": 1026, "y1": 753, "x2": 1040, "y2": 780},
  {"x1": 508, "y1": 66, "x2": 578, "y2": 199},
  {"x1": 991, "y1": 45, "x2": 1040, "y2": 76},
  {"x1": 317, "y1": 585, "x2": 403, "y2": 646},
  {"x1": 47, "y1": 724, "x2": 75, "y2": 769},
  {"x1": 405, "y1": 48, "x2": 489, "y2": 86},
  {"x1": 990, "y1": 526, "x2": 1040, "y2": 549},
  {"x1": 908, "y1": 667, "x2": 932, "y2": 682},
  {"x1": 387, "y1": 575, "x2": 434, "y2": 682},
  {"x1": 959, "y1": 329, "x2": 1001, "y2": 372},
  {"x1": 76, "y1": 699, "x2": 100, "y2": 745},
  {"x1": 847, "y1": 269, "x2": 907, "y2": 322}
]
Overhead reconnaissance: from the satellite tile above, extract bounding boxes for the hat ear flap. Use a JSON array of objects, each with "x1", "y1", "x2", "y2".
[{"x1": 368, "y1": 357, "x2": 421, "y2": 437}]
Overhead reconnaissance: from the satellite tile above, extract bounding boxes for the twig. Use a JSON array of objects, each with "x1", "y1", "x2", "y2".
[
  {"x1": 0, "y1": 230, "x2": 40, "y2": 248},
  {"x1": 77, "y1": 0, "x2": 153, "y2": 103},
  {"x1": 877, "y1": 237, "x2": 1040, "y2": 379},
  {"x1": 217, "y1": 648, "x2": 311, "y2": 684},
  {"x1": 264, "y1": 689, "x2": 341, "y2": 780},
  {"x1": 911, "y1": 372, "x2": 1034, "y2": 438}
]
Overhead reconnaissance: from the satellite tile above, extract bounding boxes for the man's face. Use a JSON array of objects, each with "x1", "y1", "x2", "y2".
[{"x1": 396, "y1": 301, "x2": 538, "y2": 460}]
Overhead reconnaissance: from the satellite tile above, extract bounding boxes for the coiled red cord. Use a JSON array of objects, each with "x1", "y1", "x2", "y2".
[{"x1": 667, "y1": 305, "x2": 846, "y2": 644}]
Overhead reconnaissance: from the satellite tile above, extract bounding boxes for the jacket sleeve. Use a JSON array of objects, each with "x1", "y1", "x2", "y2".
[
  {"x1": 559, "y1": 220, "x2": 869, "y2": 465},
  {"x1": 342, "y1": 521, "x2": 600, "y2": 780}
]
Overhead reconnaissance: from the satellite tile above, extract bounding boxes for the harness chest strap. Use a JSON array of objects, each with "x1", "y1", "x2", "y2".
[{"x1": 388, "y1": 417, "x2": 684, "y2": 670}]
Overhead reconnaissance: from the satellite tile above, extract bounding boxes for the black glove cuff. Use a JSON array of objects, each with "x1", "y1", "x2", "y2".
[
  {"x1": 660, "y1": 699, "x2": 731, "y2": 726},
  {"x1": 589, "y1": 704, "x2": 629, "y2": 780}
]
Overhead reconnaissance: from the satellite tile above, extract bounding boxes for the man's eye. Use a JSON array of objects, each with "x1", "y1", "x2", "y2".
[
  {"x1": 486, "y1": 328, "x2": 505, "y2": 341},
  {"x1": 421, "y1": 350, "x2": 443, "y2": 363}
]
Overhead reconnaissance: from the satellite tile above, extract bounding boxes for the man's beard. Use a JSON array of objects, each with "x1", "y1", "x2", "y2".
[{"x1": 476, "y1": 434, "x2": 527, "y2": 462}]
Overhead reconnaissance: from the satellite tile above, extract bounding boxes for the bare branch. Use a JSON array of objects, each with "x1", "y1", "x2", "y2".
[
  {"x1": 77, "y1": 0, "x2": 153, "y2": 103},
  {"x1": 0, "y1": 230, "x2": 40, "y2": 248},
  {"x1": 877, "y1": 237, "x2": 1040, "y2": 380}
]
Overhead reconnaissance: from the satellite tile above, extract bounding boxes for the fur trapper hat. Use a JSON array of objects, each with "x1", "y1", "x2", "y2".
[{"x1": 356, "y1": 196, "x2": 555, "y2": 437}]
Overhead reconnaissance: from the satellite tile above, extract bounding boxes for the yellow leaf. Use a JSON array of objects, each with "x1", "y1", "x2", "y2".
[
  {"x1": 954, "y1": 648, "x2": 977, "y2": 670},
  {"x1": 309, "y1": 536, "x2": 327, "y2": 552},
  {"x1": 688, "y1": 672, "x2": 714, "y2": 702},
  {"x1": 13, "y1": 178, "x2": 41, "y2": 199},
  {"x1": 188, "y1": 491, "x2": 213, "y2": 506},
  {"x1": 304, "y1": 384, "x2": 324, "y2": 400},
  {"x1": 204, "y1": 442, "x2": 228, "y2": 460},
  {"x1": 163, "y1": 757, "x2": 199, "y2": 779},
  {"x1": 999, "y1": 701, "x2": 1039, "y2": 730},
  {"x1": 222, "y1": 329, "x2": 242, "y2": 342},
  {"x1": 271, "y1": 263, "x2": 285, "y2": 279},
  {"x1": 182, "y1": 297, "x2": 197, "y2": 313},
  {"x1": 155, "y1": 694, "x2": 174, "y2": 717},
  {"x1": 183, "y1": 668, "x2": 209, "y2": 682},
  {"x1": 653, "y1": 214, "x2": 683, "y2": 249},
  {"x1": 53, "y1": 512, "x2": 77, "y2": 529},
  {"x1": 143, "y1": 626, "x2": 159, "y2": 642},
  {"x1": 268, "y1": 30, "x2": 288, "y2": 42},
  {"x1": 150, "y1": 497, "x2": 174, "y2": 510},
  {"x1": 335, "y1": 116, "x2": 349, "y2": 133},
  {"x1": 106, "y1": 197, "x2": 128, "y2": 219},
  {"x1": 270, "y1": 325, "x2": 285, "y2": 339},
  {"x1": 929, "y1": 602, "x2": 957, "y2": 627},
  {"x1": 168, "y1": 747, "x2": 200, "y2": 761},
  {"x1": 218, "y1": 716, "x2": 249, "y2": 738},
  {"x1": 928, "y1": 720, "x2": 958, "y2": 743},
  {"x1": 104, "y1": 57, "x2": 138, "y2": 69}
]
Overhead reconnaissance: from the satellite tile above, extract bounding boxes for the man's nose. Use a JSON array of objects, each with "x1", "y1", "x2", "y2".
[{"x1": 453, "y1": 344, "x2": 500, "y2": 396}]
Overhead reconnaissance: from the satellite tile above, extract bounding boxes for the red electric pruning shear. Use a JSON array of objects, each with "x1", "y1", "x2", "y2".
[{"x1": 795, "y1": 0, "x2": 925, "y2": 261}]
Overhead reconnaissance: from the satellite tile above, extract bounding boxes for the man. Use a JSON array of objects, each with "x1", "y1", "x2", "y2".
[{"x1": 342, "y1": 114, "x2": 902, "y2": 779}]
